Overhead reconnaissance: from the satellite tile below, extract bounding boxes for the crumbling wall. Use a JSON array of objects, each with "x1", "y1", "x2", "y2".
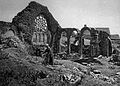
[
  {"x1": 12, "y1": 1, "x2": 60, "y2": 46},
  {"x1": 55, "y1": 28, "x2": 79, "y2": 54},
  {"x1": 79, "y1": 26, "x2": 112, "y2": 58},
  {"x1": 98, "y1": 31, "x2": 112, "y2": 56}
]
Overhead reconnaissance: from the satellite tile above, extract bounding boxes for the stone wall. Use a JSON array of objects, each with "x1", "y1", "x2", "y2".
[{"x1": 12, "y1": 1, "x2": 60, "y2": 46}]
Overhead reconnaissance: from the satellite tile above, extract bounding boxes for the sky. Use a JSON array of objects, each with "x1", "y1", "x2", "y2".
[{"x1": 0, "y1": 0, "x2": 120, "y2": 35}]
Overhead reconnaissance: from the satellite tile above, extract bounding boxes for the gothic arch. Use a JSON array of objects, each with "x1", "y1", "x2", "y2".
[
  {"x1": 70, "y1": 29, "x2": 79, "y2": 53},
  {"x1": 32, "y1": 14, "x2": 51, "y2": 45},
  {"x1": 79, "y1": 27, "x2": 92, "y2": 57},
  {"x1": 80, "y1": 27, "x2": 91, "y2": 36},
  {"x1": 98, "y1": 31, "x2": 112, "y2": 56},
  {"x1": 59, "y1": 29, "x2": 68, "y2": 53},
  {"x1": 12, "y1": 1, "x2": 60, "y2": 47}
]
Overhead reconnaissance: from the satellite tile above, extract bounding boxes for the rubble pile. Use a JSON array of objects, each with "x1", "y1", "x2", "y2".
[
  {"x1": 0, "y1": 34, "x2": 85, "y2": 86},
  {"x1": 0, "y1": 36, "x2": 120, "y2": 86}
]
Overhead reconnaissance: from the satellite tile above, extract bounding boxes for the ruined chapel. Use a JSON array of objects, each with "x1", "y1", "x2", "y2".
[{"x1": 0, "y1": 1, "x2": 115, "y2": 58}]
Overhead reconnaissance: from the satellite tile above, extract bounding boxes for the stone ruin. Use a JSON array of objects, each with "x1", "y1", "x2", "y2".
[
  {"x1": 0, "y1": 1, "x2": 61, "y2": 56},
  {"x1": 1, "y1": 2, "x2": 120, "y2": 86},
  {"x1": 56, "y1": 25, "x2": 112, "y2": 58},
  {"x1": 79, "y1": 25, "x2": 112, "y2": 58},
  {"x1": 0, "y1": 1, "x2": 114, "y2": 59}
]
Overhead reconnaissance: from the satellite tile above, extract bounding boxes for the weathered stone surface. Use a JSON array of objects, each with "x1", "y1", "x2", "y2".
[
  {"x1": 79, "y1": 26, "x2": 112, "y2": 58},
  {"x1": 98, "y1": 31, "x2": 112, "y2": 56},
  {"x1": 12, "y1": 1, "x2": 60, "y2": 45},
  {"x1": 0, "y1": 33, "x2": 120, "y2": 86}
]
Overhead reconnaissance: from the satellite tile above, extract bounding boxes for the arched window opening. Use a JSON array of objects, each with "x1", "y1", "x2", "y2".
[
  {"x1": 59, "y1": 31, "x2": 68, "y2": 53},
  {"x1": 70, "y1": 30, "x2": 79, "y2": 53},
  {"x1": 32, "y1": 14, "x2": 48, "y2": 45},
  {"x1": 81, "y1": 30, "x2": 91, "y2": 57},
  {"x1": 70, "y1": 31, "x2": 77, "y2": 44},
  {"x1": 83, "y1": 30, "x2": 90, "y2": 46}
]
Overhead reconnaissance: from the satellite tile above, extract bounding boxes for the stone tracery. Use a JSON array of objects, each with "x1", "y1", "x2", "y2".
[{"x1": 32, "y1": 14, "x2": 48, "y2": 45}]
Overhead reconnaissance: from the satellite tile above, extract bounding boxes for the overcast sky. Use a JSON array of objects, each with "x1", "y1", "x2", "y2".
[{"x1": 0, "y1": 0, "x2": 120, "y2": 35}]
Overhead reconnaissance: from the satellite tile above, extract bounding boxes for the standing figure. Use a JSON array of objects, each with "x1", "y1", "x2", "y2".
[{"x1": 43, "y1": 44, "x2": 54, "y2": 65}]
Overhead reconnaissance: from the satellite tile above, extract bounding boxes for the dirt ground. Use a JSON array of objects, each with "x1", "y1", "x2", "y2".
[{"x1": 0, "y1": 47, "x2": 120, "y2": 86}]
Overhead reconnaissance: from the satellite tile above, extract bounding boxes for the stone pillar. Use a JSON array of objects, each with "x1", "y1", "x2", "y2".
[
  {"x1": 67, "y1": 36, "x2": 70, "y2": 54},
  {"x1": 49, "y1": 34, "x2": 54, "y2": 47},
  {"x1": 96, "y1": 33, "x2": 100, "y2": 56},
  {"x1": 79, "y1": 36, "x2": 83, "y2": 58},
  {"x1": 106, "y1": 38, "x2": 109, "y2": 57},
  {"x1": 90, "y1": 42, "x2": 93, "y2": 57}
]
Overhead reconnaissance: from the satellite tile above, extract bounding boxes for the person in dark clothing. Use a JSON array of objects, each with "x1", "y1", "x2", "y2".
[
  {"x1": 42, "y1": 44, "x2": 54, "y2": 65},
  {"x1": 36, "y1": 48, "x2": 42, "y2": 57}
]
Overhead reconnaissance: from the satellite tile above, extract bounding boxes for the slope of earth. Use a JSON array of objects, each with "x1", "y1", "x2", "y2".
[
  {"x1": 74, "y1": 56, "x2": 120, "y2": 86},
  {"x1": 0, "y1": 46, "x2": 85, "y2": 86},
  {"x1": 0, "y1": 37, "x2": 120, "y2": 86}
]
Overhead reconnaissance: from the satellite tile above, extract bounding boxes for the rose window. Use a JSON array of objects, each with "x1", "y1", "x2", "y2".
[{"x1": 32, "y1": 15, "x2": 48, "y2": 45}]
